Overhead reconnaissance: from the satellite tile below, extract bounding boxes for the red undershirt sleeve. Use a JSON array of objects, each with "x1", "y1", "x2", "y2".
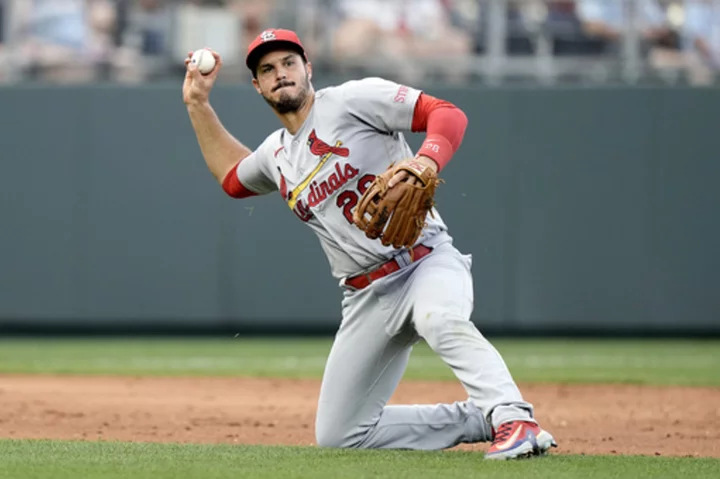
[
  {"x1": 411, "y1": 93, "x2": 468, "y2": 171},
  {"x1": 220, "y1": 136, "x2": 279, "y2": 199},
  {"x1": 222, "y1": 162, "x2": 259, "y2": 198}
]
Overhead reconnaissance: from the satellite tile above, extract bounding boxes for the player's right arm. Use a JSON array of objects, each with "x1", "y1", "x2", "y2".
[{"x1": 183, "y1": 50, "x2": 252, "y2": 184}]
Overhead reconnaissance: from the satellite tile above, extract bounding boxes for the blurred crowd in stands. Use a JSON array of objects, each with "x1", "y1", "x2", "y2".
[{"x1": 0, "y1": 0, "x2": 719, "y2": 86}]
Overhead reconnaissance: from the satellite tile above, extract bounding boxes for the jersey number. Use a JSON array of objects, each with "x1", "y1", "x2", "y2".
[{"x1": 336, "y1": 174, "x2": 376, "y2": 224}]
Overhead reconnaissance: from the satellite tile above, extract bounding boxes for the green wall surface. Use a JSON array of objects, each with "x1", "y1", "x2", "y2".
[{"x1": 1, "y1": 83, "x2": 718, "y2": 335}]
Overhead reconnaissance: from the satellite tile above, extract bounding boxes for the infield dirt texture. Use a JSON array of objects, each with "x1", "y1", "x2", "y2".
[{"x1": 0, "y1": 338, "x2": 718, "y2": 477}]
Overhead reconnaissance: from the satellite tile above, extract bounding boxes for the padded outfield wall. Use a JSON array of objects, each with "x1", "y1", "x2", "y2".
[{"x1": 0, "y1": 83, "x2": 718, "y2": 336}]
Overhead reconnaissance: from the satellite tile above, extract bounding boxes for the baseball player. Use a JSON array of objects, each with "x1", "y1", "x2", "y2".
[{"x1": 182, "y1": 28, "x2": 556, "y2": 460}]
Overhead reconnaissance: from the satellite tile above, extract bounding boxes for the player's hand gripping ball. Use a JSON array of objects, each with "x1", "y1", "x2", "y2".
[
  {"x1": 353, "y1": 159, "x2": 441, "y2": 249},
  {"x1": 183, "y1": 49, "x2": 222, "y2": 107},
  {"x1": 190, "y1": 49, "x2": 217, "y2": 75}
]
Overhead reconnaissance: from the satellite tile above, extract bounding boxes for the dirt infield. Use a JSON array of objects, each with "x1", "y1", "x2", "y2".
[{"x1": 0, "y1": 375, "x2": 718, "y2": 457}]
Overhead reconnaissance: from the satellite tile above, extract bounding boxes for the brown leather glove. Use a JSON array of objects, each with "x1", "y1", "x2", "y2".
[{"x1": 353, "y1": 159, "x2": 441, "y2": 248}]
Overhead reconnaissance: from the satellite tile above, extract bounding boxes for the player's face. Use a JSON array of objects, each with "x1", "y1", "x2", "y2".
[{"x1": 253, "y1": 50, "x2": 312, "y2": 114}]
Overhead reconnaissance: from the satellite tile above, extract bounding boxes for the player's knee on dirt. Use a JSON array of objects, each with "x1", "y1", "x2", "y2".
[
  {"x1": 315, "y1": 420, "x2": 364, "y2": 448},
  {"x1": 316, "y1": 409, "x2": 386, "y2": 449}
]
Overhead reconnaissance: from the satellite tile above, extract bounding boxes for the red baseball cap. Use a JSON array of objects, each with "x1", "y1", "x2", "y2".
[{"x1": 245, "y1": 28, "x2": 308, "y2": 73}]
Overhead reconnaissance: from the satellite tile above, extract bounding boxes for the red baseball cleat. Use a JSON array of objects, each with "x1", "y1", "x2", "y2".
[{"x1": 484, "y1": 420, "x2": 558, "y2": 460}]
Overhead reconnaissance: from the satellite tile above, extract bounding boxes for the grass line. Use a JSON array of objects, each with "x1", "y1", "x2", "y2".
[
  {"x1": 0, "y1": 338, "x2": 718, "y2": 386},
  {"x1": 0, "y1": 439, "x2": 718, "y2": 479}
]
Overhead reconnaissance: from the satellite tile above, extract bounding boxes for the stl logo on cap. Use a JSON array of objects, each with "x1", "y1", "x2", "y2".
[{"x1": 260, "y1": 30, "x2": 277, "y2": 42}]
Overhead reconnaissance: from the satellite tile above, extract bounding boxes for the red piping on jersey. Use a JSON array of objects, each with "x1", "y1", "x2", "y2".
[
  {"x1": 411, "y1": 93, "x2": 468, "y2": 171},
  {"x1": 222, "y1": 162, "x2": 258, "y2": 198}
]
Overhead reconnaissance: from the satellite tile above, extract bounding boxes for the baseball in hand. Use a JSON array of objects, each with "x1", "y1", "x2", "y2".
[{"x1": 190, "y1": 49, "x2": 216, "y2": 75}]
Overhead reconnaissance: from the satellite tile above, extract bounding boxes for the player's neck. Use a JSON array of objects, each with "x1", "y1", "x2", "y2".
[{"x1": 276, "y1": 90, "x2": 315, "y2": 136}]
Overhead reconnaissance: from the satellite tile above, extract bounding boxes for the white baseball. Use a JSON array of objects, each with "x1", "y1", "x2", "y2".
[{"x1": 190, "y1": 49, "x2": 216, "y2": 75}]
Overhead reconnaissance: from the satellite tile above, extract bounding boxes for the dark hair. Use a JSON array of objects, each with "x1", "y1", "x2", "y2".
[{"x1": 250, "y1": 42, "x2": 307, "y2": 79}]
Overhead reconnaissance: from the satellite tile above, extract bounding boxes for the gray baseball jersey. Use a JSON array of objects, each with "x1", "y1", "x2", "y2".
[
  {"x1": 228, "y1": 76, "x2": 539, "y2": 450},
  {"x1": 232, "y1": 77, "x2": 451, "y2": 280}
]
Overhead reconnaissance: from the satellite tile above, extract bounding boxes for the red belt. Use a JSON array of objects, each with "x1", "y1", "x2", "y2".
[{"x1": 345, "y1": 245, "x2": 433, "y2": 290}]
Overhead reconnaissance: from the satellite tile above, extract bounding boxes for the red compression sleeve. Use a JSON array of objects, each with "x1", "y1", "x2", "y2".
[
  {"x1": 411, "y1": 93, "x2": 468, "y2": 171},
  {"x1": 222, "y1": 163, "x2": 258, "y2": 198}
]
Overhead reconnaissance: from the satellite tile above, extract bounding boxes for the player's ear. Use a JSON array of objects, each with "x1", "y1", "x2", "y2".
[
  {"x1": 252, "y1": 77, "x2": 262, "y2": 95},
  {"x1": 306, "y1": 61, "x2": 313, "y2": 81}
]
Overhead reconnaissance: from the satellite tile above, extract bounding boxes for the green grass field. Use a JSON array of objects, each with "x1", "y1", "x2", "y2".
[
  {"x1": 1, "y1": 440, "x2": 719, "y2": 479},
  {"x1": 1, "y1": 337, "x2": 719, "y2": 478},
  {"x1": 1, "y1": 337, "x2": 718, "y2": 386}
]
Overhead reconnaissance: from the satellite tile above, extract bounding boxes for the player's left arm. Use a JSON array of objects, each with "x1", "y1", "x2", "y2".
[
  {"x1": 342, "y1": 77, "x2": 468, "y2": 183},
  {"x1": 387, "y1": 92, "x2": 468, "y2": 187}
]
